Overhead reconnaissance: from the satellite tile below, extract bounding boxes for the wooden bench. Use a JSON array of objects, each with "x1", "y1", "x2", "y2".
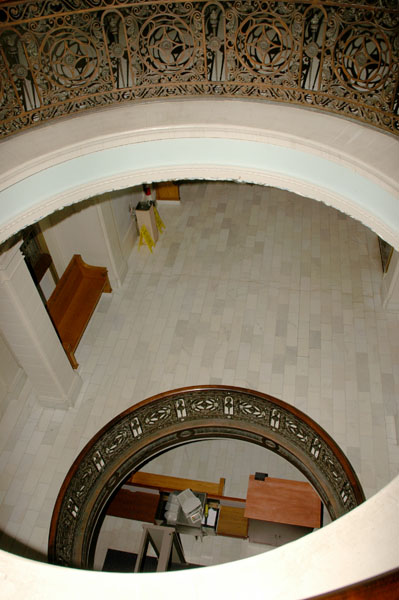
[
  {"x1": 127, "y1": 471, "x2": 226, "y2": 497},
  {"x1": 46, "y1": 254, "x2": 112, "y2": 369}
]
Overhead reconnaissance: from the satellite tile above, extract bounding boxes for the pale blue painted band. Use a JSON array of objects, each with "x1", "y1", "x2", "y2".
[{"x1": 0, "y1": 138, "x2": 397, "y2": 236}]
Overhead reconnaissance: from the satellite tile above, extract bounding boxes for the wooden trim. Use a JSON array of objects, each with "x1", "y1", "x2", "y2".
[
  {"x1": 127, "y1": 471, "x2": 225, "y2": 497},
  {"x1": 60, "y1": 385, "x2": 364, "y2": 506},
  {"x1": 306, "y1": 567, "x2": 399, "y2": 600}
]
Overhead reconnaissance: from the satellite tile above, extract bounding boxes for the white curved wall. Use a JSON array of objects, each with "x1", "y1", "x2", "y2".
[
  {"x1": 0, "y1": 100, "x2": 398, "y2": 248},
  {"x1": 0, "y1": 99, "x2": 398, "y2": 597}
]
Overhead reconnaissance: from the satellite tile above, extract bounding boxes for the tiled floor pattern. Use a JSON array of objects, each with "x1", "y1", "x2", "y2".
[{"x1": 0, "y1": 181, "x2": 398, "y2": 566}]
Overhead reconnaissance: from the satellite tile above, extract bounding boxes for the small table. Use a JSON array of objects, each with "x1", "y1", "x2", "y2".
[{"x1": 244, "y1": 475, "x2": 322, "y2": 545}]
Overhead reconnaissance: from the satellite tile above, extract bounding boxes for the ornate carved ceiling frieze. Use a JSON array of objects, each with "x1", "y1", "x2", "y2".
[{"x1": 0, "y1": 1, "x2": 398, "y2": 136}]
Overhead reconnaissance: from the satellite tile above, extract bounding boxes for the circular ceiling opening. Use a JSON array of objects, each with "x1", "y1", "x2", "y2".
[
  {"x1": 48, "y1": 386, "x2": 364, "y2": 570},
  {"x1": 93, "y1": 437, "x2": 332, "y2": 572}
]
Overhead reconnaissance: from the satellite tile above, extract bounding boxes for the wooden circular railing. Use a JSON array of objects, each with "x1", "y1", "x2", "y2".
[
  {"x1": 0, "y1": 0, "x2": 398, "y2": 137},
  {"x1": 48, "y1": 385, "x2": 365, "y2": 568},
  {"x1": 308, "y1": 567, "x2": 399, "y2": 600}
]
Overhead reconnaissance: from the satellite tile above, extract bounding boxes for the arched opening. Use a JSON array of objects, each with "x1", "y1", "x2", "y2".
[
  {"x1": 48, "y1": 385, "x2": 365, "y2": 569},
  {"x1": 1, "y1": 101, "x2": 398, "y2": 249},
  {"x1": 1, "y1": 178, "x2": 395, "y2": 569},
  {"x1": 93, "y1": 437, "x2": 329, "y2": 571},
  {"x1": 0, "y1": 103, "x2": 398, "y2": 596}
]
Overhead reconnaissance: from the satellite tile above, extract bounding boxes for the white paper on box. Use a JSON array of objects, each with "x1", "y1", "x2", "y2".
[{"x1": 177, "y1": 489, "x2": 201, "y2": 515}]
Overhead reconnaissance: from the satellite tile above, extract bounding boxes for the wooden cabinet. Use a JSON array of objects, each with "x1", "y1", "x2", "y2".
[
  {"x1": 217, "y1": 506, "x2": 248, "y2": 539},
  {"x1": 155, "y1": 182, "x2": 180, "y2": 201}
]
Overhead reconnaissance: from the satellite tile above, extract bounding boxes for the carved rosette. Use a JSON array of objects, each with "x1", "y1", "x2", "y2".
[
  {"x1": 49, "y1": 386, "x2": 365, "y2": 568},
  {"x1": 0, "y1": 0, "x2": 397, "y2": 136}
]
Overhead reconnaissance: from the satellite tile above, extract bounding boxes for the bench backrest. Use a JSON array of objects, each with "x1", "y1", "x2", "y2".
[{"x1": 128, "y1": 471, "x2": 226, "y2": 496}]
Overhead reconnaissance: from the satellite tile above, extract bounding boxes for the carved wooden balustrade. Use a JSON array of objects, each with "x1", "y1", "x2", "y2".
[
  {"x1": 0, "y1": 0, "x2": 398, "y2": 137},
  {"x1": 48, "y1": 385, "x2": 365, "y2": 569}
]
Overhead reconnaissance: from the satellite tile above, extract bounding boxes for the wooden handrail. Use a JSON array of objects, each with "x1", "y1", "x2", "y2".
[{"x1": 307, "y1": 567, "x2": 399, "y2": 600}]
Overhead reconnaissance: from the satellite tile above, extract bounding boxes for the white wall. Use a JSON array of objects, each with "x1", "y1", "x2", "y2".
[
  {"x1": 41, "y1": 188, "x2": 139, "y2": 288},
  {"x1": 42, "y1": 202, "x2": 102, "y2": 276},
  {"x1": 0, "y1": 332, "x2": 23, "y2": 418},
  {"x1": 382, "y1": 250, "x2": 399, "y2": 311},
  {"x1": 109, "y1": 186, "x2": 141, "y2": 259}
]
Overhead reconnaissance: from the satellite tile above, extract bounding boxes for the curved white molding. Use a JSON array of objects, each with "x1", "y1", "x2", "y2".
[
  {"x1": 1, "y1": 121, "x2": 398, "y2": 197},
  {"x1": 1, "y1": 101, "x2": 398, "y2": 194},
  {"x1": 2, "y1": 163, "x2": 397, "y2": 250},
  {"x1": 0, "y1": 100, "x2": 398, "y2": 249},
  {"x1": 1, "y1": 475, "x2": 398, "y2": 600}
]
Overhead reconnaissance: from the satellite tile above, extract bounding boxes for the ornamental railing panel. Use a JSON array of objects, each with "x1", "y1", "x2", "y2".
[
  {"x1": 48, "y1": 385, "x2": 365, "y2": 569},
  {"x1": 0, "y1": 1, "x2": 398, "y2": 137}
]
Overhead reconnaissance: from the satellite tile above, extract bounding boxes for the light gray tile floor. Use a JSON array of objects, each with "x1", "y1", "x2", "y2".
[{"x1": 0, "y1": 181, "x2": 398, "y2": 566}]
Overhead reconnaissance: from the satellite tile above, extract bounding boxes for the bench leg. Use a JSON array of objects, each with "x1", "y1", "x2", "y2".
[
  {"x1": 63, "y1": 343, "x2": 79, "y2": 369},
  {"x1": 103, "y1": 275, "x2": 112, "y2": 294}
]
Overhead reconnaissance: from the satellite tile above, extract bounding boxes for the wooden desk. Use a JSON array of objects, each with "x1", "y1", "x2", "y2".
[
  {"x1": 245, "y1": 475, "x2": 321, "y2": 527},
  {"x1": 244, "y1": 475, "x2": 322, "y2": 545}
]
